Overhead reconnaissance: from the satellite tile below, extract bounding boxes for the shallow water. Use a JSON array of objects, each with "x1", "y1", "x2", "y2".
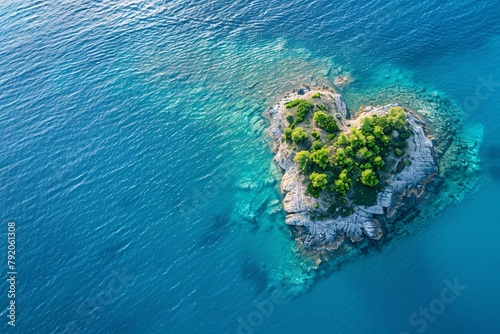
[{"x1": 1, "y1": 1, "x2": 499, "y2": 333}]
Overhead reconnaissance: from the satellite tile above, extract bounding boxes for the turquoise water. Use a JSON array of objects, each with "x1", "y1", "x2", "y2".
[{"x1": 1, "y1": 1, "x2": 499, "y2": 333}]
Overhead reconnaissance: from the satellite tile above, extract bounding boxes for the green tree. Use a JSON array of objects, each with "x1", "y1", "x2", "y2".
[
  {"x1": 387, "y1": 107, "x2": 407, "y2": 130},
  {"x1": 350, "y1": 128, "x2": 366, "y2": 148},
  {"x1": 313, "y1": 111, "x2": 339, "y2": 133},
  {"x1": 345, "y1": 146, "x2": 354, "y2": 157},
  {"x1": 312, "y1": 140, "x2": 324, "y2": 151},
  {"x1": 335, "y1": 133, "x2": 349, "y2": 146},
  {"x1": 361, "y1": 117, "x2": 373, "y2": 133},
  {"x1": 334, "y1": 169, "x2": 351, "y2": 196},
  {"x1": 311, "y1": 147, "x2": 330, "y2": 169},
  {"x1": 284, "y1": 127, "x2": 293, "y2": 140},
  {"x1": 372, "y1": 115, "x2": 388, "y2": 128},
  {"x1": 361, "y1": 163, "x2": 372, "y2": 170},
  {"x1": 343, "y1": 157, "x2": 354, "y2": 171},
  {"x1": 294, "y1": 151, "x2": 311, "y2": 172},
  {"x1": 310, "y1": 172, "x2": 328, "y2": 190},
  {"x1": 336, "y1": 147, "x2": 346, "y2": 160},
  {"x1": 361, "y1": 169, "x2": 379, "y2": 187},
  {"x1": 311, "y1": 130, "x2": 320, "y2": 140},
  {"x1": 291, "y1": 127, "x2": 308, "y2": 143},
  {"x1": 366, "y1": 135, "x2": 376, "y2": 148},
  {"x1": 373, "y1": 156, "x2": 385, "y2": 169},
  {"x1": 373, "y1": 125, "x2": 384, "y2": 139},
  {"x1": 357, "y1": 147, "x2": 373, "y2": 160}
]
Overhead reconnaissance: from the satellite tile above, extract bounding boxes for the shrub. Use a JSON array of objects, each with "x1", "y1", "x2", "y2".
[
  {"x1": 335, "y1": 133, "x2": 349, "y2": 147},
  {"x1": 306, "y1": 183, "x2": 320, "y2": 198},
  {"x1": 311, "y1": 147, "x2": 330, "y2": 169},
  {"x1": 373, "y1": 125, "x2": 384, "y2": 139},
  {"x1": 284, "y1": 127, "x2": 293, "y2": 140},
  {"x1": 310, "y1": 172, "x2": 328, "y2": 190},
  {"x1": 395, "y1": 147, "x2": 404, "y2": 157},
  {"x1": 336, "y1": 147, "x2": 346, "y2": 160},
  {"x1": 349, "y1": 128, "x2": 366, "y2": 148},
  {"x1": 381, "y1": 135, "x2": 390, "y2": 146},
  {"x1": 286, "y1": 114, "x2": 294, "y2": 124},
  {"x1": 311, "y1": 131, "x2": 320, "y2": 140},
  {"x1": 357, "y1": 147, "x2": 373, "y2": 160},
  {"x1": 361, "y1": 169, "x2": 379, "y2": 187},
  {"x1": 361, "y1": 163, "x2": 372, "y2": 170},
  {"x1": 313, "y1": 111, "x2": 339, "y2": 133},
  {"x1": 312, "y1": 140, "x2": 324, "y2": 151},
  {"x1": 296, "y1": 102, "x2": 313, "y2": 120},
  {"x1": 345, "y1": 146, "x2": 353, "y2": 157},
  {"x1": 372, "y1": 115, "x2": 388, "y2": 129},
  {"x1": 335, "y1": 148, "x2": 354, "y2": 171},
  {"x1": 291, "y1": 127, "x2": 308, "y2": 143},
  {"x1": 360, "y1": 117, "x2": 373, "y2": 133},
  {"x1": 327, "y1": 134, "x2": 336, "y2": 141},
  {"x1": 316, "y1": 103, "x2": 328, "y2": 111},
  {"x1": 366, "y1": 135, "x2": 376, "y2": 148},
  {"x1": 294, "y1": 151, "x2": 311, "y2": 172},
  {"x1": 387, "y1": 107, "x2": 407, "y2": 130},
  {"x1": 373, "y1": 156, "x2": 385, "y2": 169},
  {"x1": 312, "y1": 92, "x2": 321, "y2": 99},
  {"x1": 285, "y1": 100, "x2": 313, "y2": 125},
  {"x1": 285, "y1": 99, "x2": 306, "y2": 108},
  {"x1": 334, "y1": 169, "x2": 351, "y2": 196}
]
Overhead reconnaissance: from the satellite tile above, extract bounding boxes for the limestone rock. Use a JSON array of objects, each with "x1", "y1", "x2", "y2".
[
  {"x1": 267, "y1": 88, "x2": 438, "y2": 251},
  {"x1": 362, "y1": 219, "x2": 383, "y2": 240}
]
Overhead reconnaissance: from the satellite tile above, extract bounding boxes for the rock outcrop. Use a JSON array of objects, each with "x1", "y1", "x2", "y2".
[{"x1": 268, "y1": 87, "x2": 438, "y2": 250}]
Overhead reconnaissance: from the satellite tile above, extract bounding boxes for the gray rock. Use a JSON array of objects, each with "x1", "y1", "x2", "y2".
[
  {"x1": 267, "y1": 89, "x2": 438, "y2": 250},
  {"x1": 362, "y1": 219, "x2": 383, "y2": 240}
]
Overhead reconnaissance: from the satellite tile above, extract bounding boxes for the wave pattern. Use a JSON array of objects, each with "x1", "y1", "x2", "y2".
[{"x1": 1, "y1": 0, "x2": 500, "y2": 333}]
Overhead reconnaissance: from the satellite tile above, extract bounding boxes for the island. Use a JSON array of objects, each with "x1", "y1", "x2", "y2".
[{"x1": 268, "y1": 87, "x2": 438, "y2": 251}]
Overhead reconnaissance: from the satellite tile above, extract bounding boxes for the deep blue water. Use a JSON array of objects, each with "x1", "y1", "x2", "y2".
[{"x1": 1, "y1": 1, "x2": 500, "y2": 333}]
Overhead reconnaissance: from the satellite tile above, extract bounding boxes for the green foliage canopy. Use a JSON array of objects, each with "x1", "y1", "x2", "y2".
[
  {"x1": 361, "y1": 169, "x2": 379, "y2": 187},
  {"x1": 310, "y1": 172, "x2": 328, "y2": 190},
  {"x1": 291, "y1": 127, "x2": 308, "y2": 143},
  {"x1": 311, "y1": 147, "x2": 330, "y2": 169},
  {"x1": 313, "y1": 111, "x2": 339, "y2": 133},
  {"x1": 294, "y1": 151, "x2": 311, "y2": 172}
]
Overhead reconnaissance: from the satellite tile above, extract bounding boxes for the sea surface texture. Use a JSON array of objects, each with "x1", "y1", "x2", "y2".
[{"x1": 1, "y1": 1, "x2": 500, "y2": 333}]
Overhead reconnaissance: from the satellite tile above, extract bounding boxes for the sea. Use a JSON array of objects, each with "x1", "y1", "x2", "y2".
[{"x1": 1, "y1": 1, "x2": 500, "y2": 333}]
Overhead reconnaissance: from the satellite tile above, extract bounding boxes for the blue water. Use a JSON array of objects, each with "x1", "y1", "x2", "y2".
[{"x1": 1, "y1": 1, "x2": 500, "y2": 333}]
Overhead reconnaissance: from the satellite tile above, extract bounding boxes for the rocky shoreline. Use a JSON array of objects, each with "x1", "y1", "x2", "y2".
[{"x1": 268, "y1": 87, "x2": 440, "y2": 251}]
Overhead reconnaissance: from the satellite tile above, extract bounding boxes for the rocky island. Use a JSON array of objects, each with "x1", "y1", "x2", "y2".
[{"x1": 269, "y1": 87, "x2": 439, "y2": 251}]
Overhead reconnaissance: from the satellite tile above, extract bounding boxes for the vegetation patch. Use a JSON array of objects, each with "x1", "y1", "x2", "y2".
[
  {"x1": 286, "y1": 102, "x2": 411, "y2": 210},
  {"x1": 313, "y1": 111, "x2": 339, "y2": 133},
  {"x1": 285, "y1": 99, "x2": 314, "y2": 126}
]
